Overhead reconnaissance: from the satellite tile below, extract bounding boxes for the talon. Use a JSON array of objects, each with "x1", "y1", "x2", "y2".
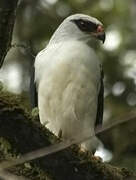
[
  {"x1": 58, "y1": 129, "x2": 62, "y2": 139},
  {"x1": 92, "y1": 155, "x2": 103, "y2": 162}
]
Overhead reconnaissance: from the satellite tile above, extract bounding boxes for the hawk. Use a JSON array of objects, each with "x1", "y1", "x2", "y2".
[{"x1": 33, "y1": 14, "x2": 105, "y2": 153}]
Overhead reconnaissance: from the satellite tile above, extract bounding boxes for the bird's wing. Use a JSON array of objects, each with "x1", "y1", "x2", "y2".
[
  {"x1": 30, "y1": 63, "x2": 38, "y2": 108},
  {"x1": 30, "y1": 48, "x2": 48, "y2": 108},
  {"x1": 95, "y1": 66, "x2": 104, "y2": 129}
]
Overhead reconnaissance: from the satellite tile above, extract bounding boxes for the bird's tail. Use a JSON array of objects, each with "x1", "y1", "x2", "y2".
[{"x1": 81, "y1": 136, "x2": 102, "y2": 154}]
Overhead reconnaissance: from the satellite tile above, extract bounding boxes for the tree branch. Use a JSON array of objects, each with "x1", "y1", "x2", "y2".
[
  {"x1": 0, "y1": 0, "x2": 19, "y2": 68},
  {"x1": 0, "y1": 87, "x2": 135, "y2": 180}
]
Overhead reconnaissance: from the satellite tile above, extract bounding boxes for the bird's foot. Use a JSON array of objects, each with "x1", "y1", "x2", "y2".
[
  {"x1": 58, "y1": 129, "x2": 62, "y2": 139},
  {"x1": 77, "y1": 146, "x2": 103, "y2": 164},
  {"x1": 91, "y1": 155, "x2": 103, "y2": 162}
]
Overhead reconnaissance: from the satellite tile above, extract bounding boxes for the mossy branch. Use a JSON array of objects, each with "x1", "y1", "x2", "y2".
[{"x1": 0, "y1": 86, "x2": 135, "y2": 180}]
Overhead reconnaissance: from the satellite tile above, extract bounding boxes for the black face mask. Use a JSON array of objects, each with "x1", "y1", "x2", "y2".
[{"x1": 71, "y1": 19, "x2": 98, "y2": 33}]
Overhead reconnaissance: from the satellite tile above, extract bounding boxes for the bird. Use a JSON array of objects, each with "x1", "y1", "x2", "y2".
[{"x1": 33, "y1": 14, "x2": 105, "y2": 153}]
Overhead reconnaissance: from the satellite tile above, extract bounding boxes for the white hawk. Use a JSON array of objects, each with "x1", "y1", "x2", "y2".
[{"x1": 33, "y1": 14, "x2": 105, "y2": 153}]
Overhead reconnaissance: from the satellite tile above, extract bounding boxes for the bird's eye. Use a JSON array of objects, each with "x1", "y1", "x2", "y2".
[
  {"x1": 71, "y1": 19, "x2": 97, "y2": 32},
  {"x1": 76, "y1": 20, "x2": 89, "y2": 31},
  {"x1": 78, "y1": 20, "x2": 86, "y2": 27}
]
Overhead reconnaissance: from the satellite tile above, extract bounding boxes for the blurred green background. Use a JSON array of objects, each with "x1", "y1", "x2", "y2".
[{"x1": 0, "y1": 0, "x2": 136, "y2": 171}]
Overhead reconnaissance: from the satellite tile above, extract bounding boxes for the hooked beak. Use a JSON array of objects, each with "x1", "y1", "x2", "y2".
[
  {"x1": 94, "y1": 25, "x2": 106, "y2": 43},
  {"x1": 97, "y1": 32, "x2": 106, "y2": 43}
]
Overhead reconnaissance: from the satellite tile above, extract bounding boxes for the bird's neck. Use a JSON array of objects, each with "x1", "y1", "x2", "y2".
[
  {"x1": 48, "y1": 33, "x2": 78, "y2": 46},
  {"x1": 48, "y1": 34, "x2": 91, "y2": 47}
]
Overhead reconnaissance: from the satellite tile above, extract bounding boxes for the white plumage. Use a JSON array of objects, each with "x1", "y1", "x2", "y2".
[{"x1": 35, "y1": 14, "x2": 105, "y2": 152}]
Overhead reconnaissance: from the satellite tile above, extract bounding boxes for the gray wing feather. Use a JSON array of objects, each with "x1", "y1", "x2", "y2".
[
  {"x1": 30, "y1": 64, "x2": 38, "y2": 108},
  {"x1": 95, "y1": 67, "x2": 104, "y2": 129}
]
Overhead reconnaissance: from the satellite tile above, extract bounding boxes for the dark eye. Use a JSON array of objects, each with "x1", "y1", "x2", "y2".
[
  {"x1": 71, "y1": 19, "x2": 97, "y2": 33},
  {"x1": 77, "y1": 20, "x2": 88, "y2": 31}
]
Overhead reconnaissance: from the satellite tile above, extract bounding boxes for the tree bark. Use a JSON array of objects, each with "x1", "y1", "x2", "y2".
[
  {"x1": 0, "y1": 88, "x2": 135, "y2": 180},
  {"x1": 0, "y1": 0, "x2": 18, "y2": 67}
]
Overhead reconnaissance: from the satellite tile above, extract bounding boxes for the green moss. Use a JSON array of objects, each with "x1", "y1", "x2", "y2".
[
  {"x1": 31, "y1": 107, "x2": 39, "y2": 118},
  {"x1": 0, "y1": 84, "x2": 135, "y2": 180},
  {"x1": 0, "y1": 137, "x2": 12, "y2": 154}
]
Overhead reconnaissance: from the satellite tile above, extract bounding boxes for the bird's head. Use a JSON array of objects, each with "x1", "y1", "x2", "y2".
[{"x1": 49, "y1": 14, "x2": 105, "y2": 45}]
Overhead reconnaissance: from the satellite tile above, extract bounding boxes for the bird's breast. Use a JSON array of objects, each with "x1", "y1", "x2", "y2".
[{"x1": 37, "y1": 41, "x2": 101, "y2": 139}]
